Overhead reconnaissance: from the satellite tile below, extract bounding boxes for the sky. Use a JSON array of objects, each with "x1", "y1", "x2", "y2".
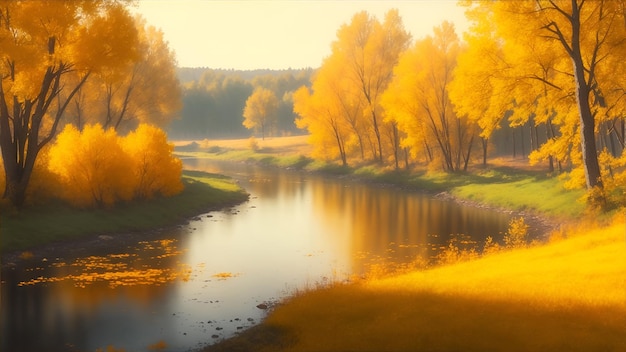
[{"x1": 133, "y1": 0, "x2": 469, "y2": 70}]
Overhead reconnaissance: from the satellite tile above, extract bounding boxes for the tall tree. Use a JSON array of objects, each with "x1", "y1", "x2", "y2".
[
  {"x1": 333, "y1": 10, "x2": 411, "y2": 162},
  {"x1": 0, "y1": 1, "x2": 139, "y2": 207},
  {"x1": 295, "y1": 10, "x2": 410, "y2": 164},
  {"x1": 383, "y1": 22, "x2": 477, "y2": 172},
  {"x1": 64, "y1": 15, "x2": 181, "y2": 132},
  {"x1": 460, "y1": 0, "x2": 626, "y2": 198},
  {"x1": 294, "y1": 51, "x2": 368, "y2": 165},
  {"x1": 242, "y1": 87, "x2": 279, "y2": 140}
]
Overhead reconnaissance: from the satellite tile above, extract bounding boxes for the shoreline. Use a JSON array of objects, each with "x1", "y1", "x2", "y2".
[
  {"x1": 0, "y1": 200, "x2": 245, "y2": 269},
  {"x1": 1, "y1": 169, "x2": 249, "y2": 268}
]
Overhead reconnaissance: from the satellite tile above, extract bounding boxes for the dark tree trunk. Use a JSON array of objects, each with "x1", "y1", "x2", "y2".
[{"x1": 570, "y1": 3, "x2": 603, "y2": 191}]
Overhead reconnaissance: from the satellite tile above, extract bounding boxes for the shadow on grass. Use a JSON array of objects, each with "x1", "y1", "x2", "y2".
[{"x1": 205, "y1": 286, "x2": 626, "y2": 352}]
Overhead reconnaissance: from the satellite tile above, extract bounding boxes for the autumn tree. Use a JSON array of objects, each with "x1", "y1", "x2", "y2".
[
  {"x1": 335, "y1": 10, "x2": 411, "y2": 163},
  {"x1": 243, "y1": 87, "x2": 279, "y2": 140},
  {"x1": 383, "y1": 22, "x2": 477, "y2": 172},
  {"x1": 63, "y1": 15, "x2": 181, "y2": 132},
  {"x1": 295, "y1": 10, "x2": 410, "y2": 165},
  {"x1": 0, "y1": 1, "x2": 139, "y2": 207},
  {"x1": 448, "y1": 5, "x2": 510, "y2": 167},
  {"x1": 458, "y1": 0, "x2": 626, "y2": 201}
]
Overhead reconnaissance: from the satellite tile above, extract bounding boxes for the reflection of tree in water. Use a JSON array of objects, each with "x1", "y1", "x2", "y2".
[{"x1": 18, "y1": 239, "x2": 191, "y2": 289}]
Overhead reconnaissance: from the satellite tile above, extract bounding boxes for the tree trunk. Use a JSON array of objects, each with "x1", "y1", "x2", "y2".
[
  {"x1": 481, "y1": 137, "x2": 488, "y2": 167},
  {"x1": 571, "y1": 3, "x2": 603, "y2": 191},
  {"x1": 371, "y1": 110, "x2": 383, "y2": 163}
]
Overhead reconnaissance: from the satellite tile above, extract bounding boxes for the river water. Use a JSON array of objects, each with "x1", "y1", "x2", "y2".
[{"x1": 1, "y1": 159, "x2": 517, "y2": 352}]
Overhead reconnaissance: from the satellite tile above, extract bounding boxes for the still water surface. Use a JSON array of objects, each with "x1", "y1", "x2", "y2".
[{"x1": 2, "y1": 159, "x2": 516, "y2": 351}]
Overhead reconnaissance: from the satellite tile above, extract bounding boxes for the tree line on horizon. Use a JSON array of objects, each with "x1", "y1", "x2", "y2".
[{"x1": 167, "y1": 68, "x2": 314, "y2": 140}]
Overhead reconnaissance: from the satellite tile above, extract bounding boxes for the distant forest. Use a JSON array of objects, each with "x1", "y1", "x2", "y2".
[
  {"x1": 169, "y1": 68, "x2": 560, "y2": 163},
  {"x1": 168, "y1": 67, "x2": 314, "y2": 140}
]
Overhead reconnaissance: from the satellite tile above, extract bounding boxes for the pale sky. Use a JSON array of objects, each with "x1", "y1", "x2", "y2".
[{"x1": 133, "y1": 0, "x2": 468, "y2": 70}]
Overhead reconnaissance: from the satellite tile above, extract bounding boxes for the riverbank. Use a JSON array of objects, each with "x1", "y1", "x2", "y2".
[
  {"x1": 180, "y1": 137, "x2": 625, "y2": 351},
  {"x1": 1, "y1": 170, "x2": 249, "y2": 264},
  {"x1": 206, "y1": 217, "x2": 626, "y2": 352},
  {"x1": 175, "y1": 136, "x2": 587, "y2": 221}
]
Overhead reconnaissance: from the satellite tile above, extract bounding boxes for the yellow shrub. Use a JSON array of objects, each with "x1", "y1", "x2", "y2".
[
  {"x1": 121, "y1": 124, "x2": 183, "y2": 200},
  {"x1": 49, "y1": 124, "x2": 133, "y2": 208},
  {"x1": 504, "y1": 217, "x2": 529, "y2": 249}
]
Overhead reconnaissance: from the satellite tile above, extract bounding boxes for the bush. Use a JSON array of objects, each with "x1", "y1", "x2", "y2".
[
  {"x1": 48, "y1": 123, "x2": 183, "y2": 208},
  {"x1": 122, "y1": 124, "x2": 183, "y2": 200},
  {"x1": 49, "y1": 124, "x2": 133, "y2": 208},
  {"x1": 504, "y1": 217, "x2": 529, "y2": 249}
]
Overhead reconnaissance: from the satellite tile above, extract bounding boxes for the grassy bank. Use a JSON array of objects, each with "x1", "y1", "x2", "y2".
[
  {"x1": 175, "y1": 137, "x2": 586, "y2": 219},
  {"x1": 1, "y1": 170, "x2": 248, "y2": 254},
  {"x1": 207, "y1": 218, "x2": 626, "y2": 351}
]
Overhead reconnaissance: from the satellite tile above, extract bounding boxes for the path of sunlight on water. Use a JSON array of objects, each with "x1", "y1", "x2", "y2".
[{"x1": 1, "y1": 159, "x2": 516, "y2": 352}]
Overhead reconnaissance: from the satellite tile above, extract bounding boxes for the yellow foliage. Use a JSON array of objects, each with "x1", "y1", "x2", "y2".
[
  {"x1": 121, "y1": 124, "x2": 183, "y2": 200},
  {"x1": 504, "y1": 217, "x2": 529, "y2": 249},
  {"x1": 24, "y1": 145, "x2": 63, "y2": 205},
  {"x1": 48, "y1": 124, "x2": 133, "y2": 208},
  {"x1": 383, "y1": 21, "x2": 478, "y2": 171},
  {"x1": 48, "y1": 123, "x2": 183, "y2": 207},
  {"x1": 243, "y1": 87, "x2": 279, "y2": 139}
]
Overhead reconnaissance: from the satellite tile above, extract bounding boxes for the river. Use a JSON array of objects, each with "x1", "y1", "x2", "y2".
[{"x1": 1, "y1": 159, "x2": 518, "y2": 352}]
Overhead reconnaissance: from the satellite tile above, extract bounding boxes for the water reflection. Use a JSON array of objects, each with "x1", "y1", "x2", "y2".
[
  {"x1": 2, "y1": 159, "x2": 516, "y2": 352},
  {"x1": 305, "y1": 170, "x2": 510, "y2": 274},
  {"x1": 18, "y1": 239, "x2": 190, "y2": 288}
]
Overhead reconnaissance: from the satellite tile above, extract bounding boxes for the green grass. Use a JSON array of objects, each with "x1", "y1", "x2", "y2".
[
  {"x1": 178, "y1": 146, "x2": 588, "y2": 219},
  {"x1": 0, "y1": 170, "x2": 248, "y2": 253}
]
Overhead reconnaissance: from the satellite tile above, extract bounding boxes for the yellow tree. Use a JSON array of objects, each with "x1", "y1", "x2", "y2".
[
  {"x1": 384, "y1": 22, "x2": 477, "y2": 172},
  {"x1": 448, "y1": 5, "x2": 511, "y2": 166},
  {"x1": 460, "y1": 0, "x2": 626, "y2": 198},
  {"x1": 0, "y1": 1, "x2": 139, "y2": 207},
  {"x1": 295, "y1": 52, "x2": 368, "y2": 165},
  {"x1": 64, "y1": 15, "x2": 181, "y2": 132},
  {"x1": 294, "y1": 86, "x2": 348, "y2": 165},
  {"x1": 333, "y1": 10, "x2": 411, "y2": 163},
  {"x1": 242, "y1": 87, "x2": 278, "y2": 140}
]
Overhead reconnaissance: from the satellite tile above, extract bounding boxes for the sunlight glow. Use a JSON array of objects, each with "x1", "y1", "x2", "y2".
[
  {"x1": 18, "y1": 239, "x2": 191, "y2": 288},
  {"x1": 134, "y1": 0, "x2": 469, "y2": 69}
]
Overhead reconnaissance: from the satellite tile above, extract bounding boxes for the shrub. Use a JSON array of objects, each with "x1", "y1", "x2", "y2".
[
  {"x1": 49, "y1": 124, "x2": 133, "y2": 208},
  {"x1": 504, "y1": 217, "x2": 529, "y2": 249},
  {"x1": 122, "y1": 124, "x2": 183, "y2": 200},
  {"x1": 48, "y1": 123, "x2": 183, "y2": 208}
]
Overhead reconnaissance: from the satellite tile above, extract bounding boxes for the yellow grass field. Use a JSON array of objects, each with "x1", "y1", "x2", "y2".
[{"x1": 209, "y1": 219, "x2": 626, "y2": 351}]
